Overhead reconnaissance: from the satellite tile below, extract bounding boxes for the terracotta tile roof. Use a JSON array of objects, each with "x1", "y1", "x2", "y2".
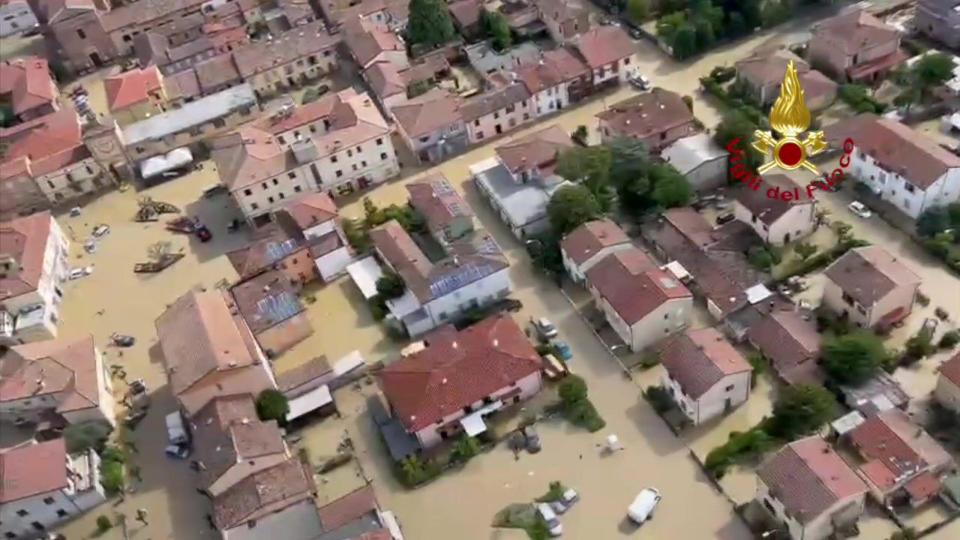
[
  {"x1": 573, "y1": 26, "x2": 635, "y2": 69},
  {"x1": 513, "y1": 47, "x2": 589, "y2": 94},
  {"x1": 0, "y1": 439, "x2": 68, "y2": 504},
  {"x1": 164, "y1": 68, "x2": 202, "y2": 100},
  {"x1": 307, "y1": 230, "x2": 346, "y2": 258},
  {"x1": 0, "y1": 211, "x2": 52, "y2": 301},
  {"x1": 448, "y1": 0, "x2": 482, "y2": 28},
  {"x1": 275, "y1": 356, "x2": 331, "y2": 394},
  {"x1": 104, "y1": 66, "x2": 163, "y2": 112},
  {"x1": 494, "y1": 123, "x2": 573, "y2": 175},
  {"x1": 344, "y1": 18, "x2": 404, "y2": 69},
  {"x1": 379, "y1": 314, "x2": 542, "y2": 432},
  {"x1": 904, "y1": 470, "x2": 942, "y2": 502},
  {"x1": 1, "y1": 335, "x2": 102, "y2": 413},
  {"x1": 406, "y1": 174, "x2": 473, "y2": 232},
  {"x1": 284, "y1": 192, "x2": 338, "y2": 231},
  {"x1": 660, "y1": 327, "x2": 751, "y2": 399},
  {"x1": 585, "y1": 248, "x2": 691, "y2": 325},
  {"x1": 225, "y1": 220, "x2": 306, "y2": 279},
  {"x1": 461, "y1": 83, "x2": 530, "y2": 122},
  {"x1": 561, "y1": 219, "x2": 630, "y2": 266},
  {"x1": 0, "y1": 109, "x2": 90, "y2": 181},
  {"x1": 365, "y1": 61, "x2": 406, "y2": 99},
  {"x1": 733, "y1": 174, "x2": 811, "y2": 225},
  {"x1": 232, "y1": 21, "x2": 340, "y2": 78},
  {"x1": 230, "y1": 270, "x2": 305, "y2": 334},
  {"x1": 747, "y1": 309, "x2": 825, "y2": 386},
  {"x1": 250, "y1": 95, "x2": 339, "y2": 136},
  {"x1": 849, "y1": 409, "x2": 953, "y2": 484},
  {"x1": 536, "y1": 0, "x2": 587, "y2": 25},
  {"x1": 811, "y1": 9, "x2": 900, "y2": 55},
  {"x1": 194, "y1": 54, "x2": 241, "y2": 93},
  {"x1": 390, "y1": 88, "x2": 463, "y2": 138},
  {"x1": 316, "y1": 484, "x2": 379, "y2": 530},
  {"x1": 736, "y1": 49, "x2": 810, "y2": 88},
  {"x1": 0, "y1": 57, "x2": 58, "y2": 116},
  {"x1": 597, "y1": 88, "x2": 695, "y2": 141},
  {"x1": 213, "y1": 456, "x2": 313, "y2": 529},
  {"x1": 399, "y1": 54, "x2": 449, "y2": 87},
  {"x1": 757, "y1": 437, "x2": 867, "y2": 525},
  {"x1": 212, "y1": 128, "x2": 295, "y2": 192},
  {"x1": 155, "y1": 289, "x2": 264, "y2": 398},
  {"x1": 824, "y1": 246, "x2": 920, "y2": 308},
  {"x1": 99, "y1": 0, "x2": 208, "y2": 31},
  {"x1": 859, "y1": 458, "x2": 898, "y2": 490},
  {"x1": 940, "y1": 352, "x2": 960, "y2": 388}
]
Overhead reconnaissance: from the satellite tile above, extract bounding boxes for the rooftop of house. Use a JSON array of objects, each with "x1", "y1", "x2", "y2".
[
  {"x1": 390, "y1": 88, "x2": 463, "y2": 139},
  {"x1": 757, "y1": 436, "x2": 867, "y2": 525},
  {"x1": 194, "y1": 54, "x2": 241, "y2": 93},
  {"x1": 378, "y1": 314, "x2": 542, "y2": 432},
  {"x1": 284, "y1": 192, "x2": 339, "y2": 231},
  {"x1": 448, "y1": 0, "x2": 482, "y2": 28},
  {"x1": 230, "y1": 270, "x2": 305, "y2": 335},
  {"x1": 0, "y1": 57, "x2": 58, "y2": 116},
  {"x1": 325, "y1": 0, "x2": 409, "y2": 26},
  {"x1": 733, "y1": 174, "x2": 812, "y2": 225},
  {"x1": 0, "y1": 335, "x2": 102, "y2": 414},
  {"x1": 561, "y1": 219, "x2": 631, "y2": 266},
  {"x1": 597, "y1": 88, "x2": 695, "y2": 140},
  {"x1": 465, "y1": 40, "x2": 543, "y2": 75},
  {"x1": 213, "y1": 456, "x2": 313, "y2": 530},
  {"x1": 494, "y1": 123, "x2": 573, "y2": 175},
  {"x1": 811, "y1": 8, "x2": 901, "y2": 54},
  {"x1": 226, "y1": 220, "x2": 306, "y2": 279},
  {"x1": 0, "y1": 211, "x2": 53, "y2": 302},
  {"x1": 534, "y1": 0, "x2": 587, "y2": 23},
  {"x1": 511, "y1": 47, "x2": 589, "y2": 94},
  {"x1": 824, "y1": 245, "x2": 921, "y2": 308},
  {"x1": 0, "y1": 109, "x2": 90, "y2": 182},
  {"x1": 572, "y1": 26, "x2": 636, "y2": 69},
  {"x1": 406, "y1": 174, "x2": 473, "y2": 233},
  {"x1": 103, "y1": 65, "x2": 164, "y2": 112},
  {"x1": 941, "y1": 351, "x2": 960, "y2": 388},
  {"x1": 469, "y1": 155, "x2": 569, "y2": 230},
  {"x1": 343, "y1": 17, "x2": 405, "y2": 69},
  {"x1": 461, "y1": 83, "x2": 531, "y2": 122},
  {"x1": 746, "y1": 308, "x2": 824, "y2": 386},
  {"x1": 585, "y1": 248, "x2": 692, "y2": 325},
  {"x1": 0, "y1": 439, "x2": 68, "y2": 504},
  {"x1": 315, "y1": 484, "x2": 385, "y2": 537},
  {"x1": 660, "y1": 327, "x2": 751, "y2": 399},
  {"x1": 660, "y1": 133, "x2": 726, "y2": 176},
  {"x1": 230, "y1": 21, "x2": 341, "y2": 78},
  {"x1": 99, "y1": 0, "x2": 207, "y2": 31}
]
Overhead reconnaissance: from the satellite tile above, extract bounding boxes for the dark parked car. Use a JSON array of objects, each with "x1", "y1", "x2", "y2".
[
  {"x1": 522, "y1": 426, "x2": 541, "y2": 453},
  {"x1": 716, "y1": 212, "x2": 735, "y2": 225},
  {"x1": 111, "y1": 333, "x2": 136, "y2": 347},
  {"x1": 196, "y1": 225, "x2": 212, "y2": 242}
]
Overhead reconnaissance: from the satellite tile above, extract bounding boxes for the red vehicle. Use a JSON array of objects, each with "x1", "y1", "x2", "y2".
[{"x1": 196, "y1": 225, "x2": 212, "y2": 242}]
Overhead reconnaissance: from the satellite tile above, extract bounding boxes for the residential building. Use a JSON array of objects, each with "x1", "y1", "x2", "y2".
[
  {"x1": 462, "y1": 83, "x2": 534, "y2": 143},
  {"x1": 320, "y1": 0, "x2": 409, "y2": 29},
  {"x1": 935, "y1": 352, "x2": 960, "y2": 413},
  {"x1": 838, "y1": 371, "x2": 910, "y2": 416},
  {"x1": 747, "y1": 307, "x2": 825, "y2": 386},
  {"x1": 39, "y1": 0, "x2": 118, "y2": 74},
  {"x1": 226, "y1": 220, "x2": 317, "y2": 284},
  {"x1": 915, "y1": 0, "x2": 960, "y2": 49},
  {"x1": 343, "y1": 17, "x2": 407, "y2": 71},
  {"x1": 0, "y1": 0, "x2": 38, "y2": 37},
  {"x1": 733, "y1": 174, "x2": 817, "y2": 245},
  {"x1": 448, "y1": 0, "x2": 483, "y2": 41},
  {"x1": 0, "y1": 439, "x2": 106, "y2": 539},
  {"x1": 495, "y1": 0, "x2": 541, "y2": 35},
  {"x1": 0, "y1": 111, "x2": 114, "y2": 217},
  {"x1": 365, "y1": 53, "x2": 451, "y2": 110},
  {"x1": 232, "y1": 21, "x2": 340, "y2": 99},
  {"x1": 406, "y1": 174, "x2": 474, "y2": 242},
  {"x1": 189, "y1": 53, "x2": 243, "y2": 98},
  {"x1": 472, "y1": 124, "x2": 573, "y2": 238},
  {"x1": 212, "y1": 456, "x2": 315, "y2": 536},
  {"x1": 103, "y1": 65, "x2": 169, "y2": 125},
  {"x1": 822, "y1": 245, "x2": 921, "y2": 329},
  {"x1": 282, "y1": 193, "x2": 353, "y2": 282},
  {"x1": 534, "y1": 0, "x2": 589, "y2": 43},
  {"x1": 756, "y1": 436, "x2": 868, "y2": 540},
  {"x1": 215, "y1": 89, "x2": 398, "y2": 222},
  {"x1": 808, "y1": 9, "x2": 906, "y2": 83},
  {"x1": 230, "y1": 270, "x2": 312, "y2": 357},
  {"x1": 0, "y1": 212, "x2": 69, "y2": 344},
  {"x1": 0, "y1": 57, "x2": 60, "y2": 123},
  {"x1": 660, "y1": 327, "x2": 751, "y2": 425},
  {"x1": 572, "y1": 26, "x2": 638, "y2": 88},
  {"x1": 465, "y1": 40, "x2": 542, "y2": 77},
  {"x1": 190, "y1": 394, "x2": 289, "y2": 496},
  {"x1": 391, "y1": 88, "x2": 468, "y2": 163},
  {"x1": 155, "y1": 289, "x2": 277, "y2": 416},
  {"x1": 734, "y1": 48, "x2": 837, "y2": 110},
  {"x1": 847, "y1": 409, "x2": 956, "y2": 507},
  {"x1": 122, "y1": 83, "x2": 259, "y2": 160},
  {"x1": 560, "y1": 218, "x2": 631, "y2": 283},
  {"x1": 134, "y1": 32, "x2": 244, "y2": 82},
  {"x1": 827, "y1": 115, "x2": 960, "y2": 220},
  {"x1": 597, "y1": 88, "x2": 697, "y2": 150},
  {"x1": 0, "y1": 335, "x2": 116, "y2": 427},
  {"x1": 585, "y1": 248, "x2": 692, "y2": 352},
  {"x1": 510, "y1": 47, "x2": 591, "y2": 117},
  {"x1": 377, "y1": 314, "x2": 542, "y2": 447},
  {"x1": 660, "y1": 133, "x2": 727, "y2": 192}
]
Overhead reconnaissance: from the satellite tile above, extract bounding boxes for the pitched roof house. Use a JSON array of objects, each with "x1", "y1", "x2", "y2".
[
  {"x1": 103, "y1": 65, "x2": 167, "y2": 123},
  {"x1": 390, "y1": 88, "x2": 467, "y2": 163},
  {"x1": 343, "y1": 17, "x2": 407, "y2": 70},
  {"x1": 534, "y1": 0, "x2": 589, "y2": 43},
  {"x1": 560, "y1": 218, "x2": 632, "y2": 282},
  {"x1": 659, "y1": 327, "x2": 752, "y2": 425},
  {"x1": 747, "y1": 308, "x2": 825, "y2": 386},
  {"x1": 596, "y1": 88, "x2": 698, "y2": 151},
  {"x1": 230, "y1": 270, "x2": 312, "y2": 356},
  {"x1": 212, "y1": 456, "x2": 315, "y2": 531},
  {"x1": 377, "y1": 314, "x2": 542, "y2": 447},
  {"x1": 757, "y1": 436, "x2": 868, "y2": 540},
  {"x1": 734, "y1": 48, "x2": 837, "y2": 110},
  {"x1": 585, "y1": 248, "x2": 692, "y2": 352},
  {"x1": 732, "y1": 174, "x2": 818, "y2": 245},
  {"x1": 406, "y1": 174, "x2": 474, "y2": 242},
  {"x1": 808, "y1": 8, "x2": 906, "y2": 83},
  {"x1": 571, "y1": 26, "x2": 637, "y2": 86},
  {"x1": 0, "y1": 57, "x2": 59, "y2": 121},
  {"x1": 935, "y1": 352, "x2": 960, "y2": 413},
  {"x1": 822, "y1": 245, "x2": 921, "y2": 329}
]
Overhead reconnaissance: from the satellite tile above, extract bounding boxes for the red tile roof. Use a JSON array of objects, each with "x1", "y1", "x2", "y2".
[
  {"x1": 316, "y1": 485, "x2": 378, "y2": 530},
  {"x1": 343, "y1": 18, "x2": 404, "y2": 69},
  {"x1": 284, "y1": 192, "x2": 339, "y2": 231},
  {"x1": 103, "y1": 66, "x2": 163, "y2": 112},
  {"x1": 0, "y1": 211, "x2": 52, "y2": 302},
  {"x1": 229, "y1": 270, "x2": 305, "y2": 334},
  {"x1": 747, "y1": 309, "x2": 825, "y2": 386},
  {"x1": 0, "y1": 57, "x2": 58, "y2": 116},
  {"x1": 660, "y1": 327, "x2": 751, "y2": 399},
  {"x1": 561, "y1": 219, "x2": 630, "y2": 266},
  {"x1": 406, "y1": 174, "x2": 473, "y2": 233},
  {"x1": 734, "y1": 174, "x2": 811, "y2": 225},
  {"x1": 757, "y1": 436, "x2": 867, "y2": 525},
  {"x1": 812, "y1": 9, "x2": 900, "y2": 55},
  {"x1": 448, "y1": 0, "x2": 482, "y2": 28},
  {"x1": 573, "y1": 26, "x2": 636, "y2": 69},
  {"x1": 597, "y1": 88, "x2": 695, "y2": 141},
  {"x1": 585, "y1": 248, "x2": 691, "y2": 325},
  {"x1": 494, "y1": 123, "x2": 573, "y2": 176},
  {"x1": 514, "y1": 48, "x2": 590, "y2": 94},
  {"x1": 0, "y1": 109, "x2": 90, "y2": 181},
  {"x1": 904, "y1": 470, "x2": 941, "y2": 503},
  {"x1": 1, "y1": 335, "x2": 102, "y2": 413},
  {"x1": 390, "y1": 88, "x2": 463, "y2": 138},
  {"x1": 213, "y1": 457, "x2": 314, "y2": 529},
  {"x1": 378, "y1": 314, "x2": 542, "y2": 432},
  {"x1": 0, "y1": 439, "x2": 68, "y2": 504},
  {"x1": 824, "y1": 246, "x2": 920, "y2": 308},
  {"x1": 940, "y1": 352, "x2": 960, "y2": 388}
]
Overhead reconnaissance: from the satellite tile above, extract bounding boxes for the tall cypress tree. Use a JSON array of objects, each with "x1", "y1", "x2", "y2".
[{"x1": 407, "y1": 0, "x2": 456, "y2": 48}]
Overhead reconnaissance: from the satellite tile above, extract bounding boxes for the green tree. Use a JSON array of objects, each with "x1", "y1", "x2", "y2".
[
  {"x1": 407, "y1": 0, "x2": 456, "y2": 48},
  {"x1": 376, "y1": 270, "x2": 406, "y2": 299},
  {"x1": 822, "y1": 332, "x2": 888, "y2": 385},
  {"x1": 547, "y1": 185, "x2": 601, "y2": 236},
  {"x1": 608, "y1": 137, "x2": 651, "y2": 189},
  {"x1": 917, "y1": 206, "x2": 952, "y2": 237},
  {"x1": 655, "y1": 11, "x2": 687, "y2": 43},
  {"x1": 911, "y1": 53, "x2": 955, "y2": 99},
  {"x1": 726, "y1": 11, "x2": 747, "y2": 36},
  {"x1": 526, "y1": 233, "x2": 564, "y2": 278},
  {"x1": 768, "y1": 385, "x2": 837, "y2": 439},
  {"x1": 408, "y1": 79, "x2": 433, "y2": 98},
  {"x1": 100, "y1": 460, "x2": 125, "y2": 495},
  {"x1": 483, "y1": 11, "x2": 512, "y2": 51},
  {"x1": 650, "y1": 164, "x2": 693, "y2": 208},
  {"x1": 558, "y1": 374, "x2": 588, "y2": 405},
  {"x1": 255, "y1": 389, "x2": 290, "y2": 422},
  {"x1": 794, "y1": 242, "x2": 818, "y2": 261},
  {"x1": 96, "y1": 515, "x2": 113, "y2": 532},
  {"x1": 714, "y1": 110, "x2": 762, "y2": 170},
  {"x1": 889, "y1": 528, "x2": 918, "y2": 540},
  {"x1": 64, "y1": 421, "x2": 112, "y2": 453},
  {"x1": 555, "y1": 146, "x2": 614, "y2": 211},
  {"x1": 451, "y1": 435, "x2": 481, "y2": 462},
  {"x1": 626, "y1": 0, "x2": 649, "y2": 23},
  {"x1": 672, "y1": 23, "x2": 698, "y2": 59},
  {"x1": 748, "y1": 246, "x2": 775, "y2": 270}
]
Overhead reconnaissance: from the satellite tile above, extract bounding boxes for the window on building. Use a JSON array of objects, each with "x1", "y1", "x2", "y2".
[
  {"x1": 57, "y1": 509, "x2": 68, "y2": 517},
  {"x1": 268, "y1": 196, "x2": 275, "y2": 203},
  {"x1": 294, "y1": 185, "x2": 302, "y2": 192},
  {"x1": 381, "y1": 152, "x2": 388, "y2": 160},
  {"x1": 279, "y1": 192, "x2": 285, "y2": 199},
  {"x1": 47, "y1": 180, "x2": 55, "y2": 189},
  {"x1": 278, "y1": 136, "x2": 286, "y2": 144},
  {"x1": 16, "y1": 509, "x2": 29, "y2": 517},
  {"x1": 351, "y1": 164, "x2": 357, "y2": 171},
  {"x1": 251, "y1": 202, "x2": 259, "y2": 210},
  {"x1": 419, "y1": 136, "x2": 429, "y2": 142},
  {"x1": 123, "y1": 34, "x2": 132, "y2": 42},
  {"x1": 244, "y1": 188, "x2": 252, "y2": 196},
  {"x1": 309, "y1": 55, "x2": 318, "y2": 65},
  {"x1": 262, "y1": 183, "x2": 268, "y2": 190},
  {"x1": 272, "y1": 178, "x2": 279, "y2": 185},
  {"x1": 477, "y1": 132, "x2": 484, "y2": 139},
  {"x1": 324, "y1": 50, "x2": 331, "y2": 57},
  {"x1": 624, "y1": 57, "x2": 631, "y2": 65},
  {"x1": 77, "y1": 29, "x2": 86, "y2": 39},
  {"x1": 361, "y1": 160, "x2": 367, "y2": 167},
  {"x1": 725, "y1": 384, "x2": 735, "y2": 392},
  {"x1": 376, "y1": 138, "x2": 383, "y2": 145},
  {"x1": 287, "y1": 172, "x2": 297, "y2": 180},
  {"x1": 493, "y1": 112, "x2": 500, "y2": 119},
  {"x1": 347, "y1": 149, "x2": 353, "y2": 157},
  {"x1": 331, "y1": 155, "x2": 338, "y2": 163},
  {"x1": 505, "y1": 105, "x2": 515, "y2": 113},
  {"x1": 212, "y1": 118, "x2": 226, "y2": 129},
  {"x1": 336, "y1": 170, "x2": 343, "y2": 178},
  {"x1": 31, "y1": 523, "x2": 44, "y2": 531},
  {"x1": 43, "y1": 497, "x2": 55, "y2": 505},
  {"x1": 904, "y1": 183, "x2": 915, "y2": 193}
]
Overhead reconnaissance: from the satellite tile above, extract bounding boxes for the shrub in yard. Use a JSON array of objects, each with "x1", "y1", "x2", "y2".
[
  {"x1": 916, "y1": 291, "x2": 931, "y2": 306},
  {"x1": 708, "y1": 65, "x2": 737, "y2": 84},
  {"x1": 535, "y1": 481, "x2": 567, "y2": 503},
  {"x1": 255, "y1": 389, "x2": 290, "y2": 423},
  {"x1": 375, "y1": 270, "x2": 406, "y2": 299},
  {"x1": 451, "y1": 435, "x2": 481, "y2": 463},
  {"x1": 396, "y1": 455, "x2": 440, "y2": 487},
  {"x1": 558, "y1": 375, "x2": 588, "y2": 405},
  {"x1": 572, "y1": 125, "x2": 588, "y2": 145},
  {"x1": 564, "y1": 398, "x2": 606, "y2": 432},
  {"x1": 643, "y1": 385, "x2": 674, "y2": 414},
  {"x1": 100, "y1": 459, "x2": 125, "y2": 495},
  {"x1": 96, "y1": 515, "x2": 113, "y2": 532},
  {"x1": 905, "y1": 331, "x2": 936, "y2": 359},
  {"x1": 939, "y1": 330, "x2": 960, "y2": 349}
]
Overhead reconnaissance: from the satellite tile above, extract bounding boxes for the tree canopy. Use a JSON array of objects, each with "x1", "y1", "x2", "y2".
[
  {"x1": 767, "y1": 384, "x2": 837, "y2": 439},
  {"x1": 714, "y1": 110, "x2": 763, "y2": 170},
  {"x1": 822, "y1": 331, "x2": 888, "y2": 385},
  {"x1": 256, "y1": 389, "x2": 290, "y2": 423},
  {"x1": 650, "y1": 164, "x2": 693, "y2": 208},
  {"x1": 407, "y1": 0, "x2": 456, "y2": 48},
  {"x1": 547, "y1": 185, "x2": 601, "y2": 236},
  {"x1": 482, "y1": 11, "x2": 512, "y2": 51},
  {"x1": 376, "y1": 270, "x2": 406, "y2": 299},
  {"x1": 555, "y1": 146, "x2": 615, "y2": 211},
  {"x1": 626, "y1": 0, "x2": 649, "y2": 23}
]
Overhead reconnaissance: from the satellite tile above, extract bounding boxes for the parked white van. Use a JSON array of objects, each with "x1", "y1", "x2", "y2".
[
  {"x1": 627, "y1": 488, "x2": 662, "y2": 524},
  {"x1": 536, "y1": 502, "x2": 563, "y2": 536},
  {"x1": 165, "y1": 411, "x2": 189, "y2": 445}
]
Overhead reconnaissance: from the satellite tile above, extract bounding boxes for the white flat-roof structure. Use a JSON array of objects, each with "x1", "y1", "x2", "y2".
[
  {"x1": 471, "y1": 157, "x2": 568, "y2": 239},
  {"x1": 346, "y1": 256, "x2": 423, "y2": 318},
  {"x1": 123, "y1": 84, "x2": 257, "y2": 145},
  {"x1": 285, "y1": 384, "x2": 333, "y2": 422}
]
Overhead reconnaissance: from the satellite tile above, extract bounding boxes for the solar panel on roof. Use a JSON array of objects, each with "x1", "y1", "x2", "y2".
[
  {"x1": 432, "y1": 180, "x2": 455, "y2": 195},
  {"x1": 256, "y1": 291, "x2": 300, "y2": 322},
  {"x1": 429, "y1": 263, "x2": 492, "y2": 298}
]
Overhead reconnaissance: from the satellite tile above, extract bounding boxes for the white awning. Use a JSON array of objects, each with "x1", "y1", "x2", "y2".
[
  {"x1": 746, "y1": 283, "x2": 773, "y2": 305},
  {"x1": 332, "y1": 350, "x2": 365, "y2": 377},
  {"x1": 662, "y1": 261, "x2": 690, "y2": 282},
  {"x1": 831, "y1": 410, "x2": 866, "y2": 436},
  {"x1": 285, "y1": 384, "x2": 332, "y2": 422},
  {"x1": 139, "y1": 147, "x2": 193, "y2": 179},
  {"x1": 460, "y1": 413, "x2": 487, "y2": 437},
  {"x1": 346, "y1": 256, "x2": 384, "y2": 299}
]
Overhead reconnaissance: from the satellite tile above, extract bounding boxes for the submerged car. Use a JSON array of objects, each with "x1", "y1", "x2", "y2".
[
  {"x1": 628, "y1": 488, "x2": 662, "y2": 524},
  {"x1": 848, "y1": 201, "x2": 872, "y2": 219},
  {"x1": 534, "y1": 318, "x2": 558, "y2": 339}
]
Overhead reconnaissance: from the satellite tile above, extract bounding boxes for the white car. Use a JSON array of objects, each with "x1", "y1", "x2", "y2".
[
  {"x1": 92, "y1": 224, "x2": 110, "y2": 238},
  {"x1": 847, "y1": 201, "x2": 872, "y2": 219},
  {"x1": 68, "y1": 266, "x2": 93, "y2": 280},
  {"x1": 536, "y1": 503, "x2": 563, "y2": 536},
  {"x1": 629, "y1": 74, "x2": 651, "y2": 91},
  {"x1": 627, "y1": 488, "x2": 662, "y2": 524},
  {"x1": 534, "y1": 318, "x2": 558, "y2": 339}
]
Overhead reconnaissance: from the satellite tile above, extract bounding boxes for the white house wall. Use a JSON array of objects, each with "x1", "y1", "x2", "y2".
[
  {"x1": 852, "y1": 149, "x2": 960, "y2": 220},
  {"x1": 423, "y1": 268, "x2": 513, "y2": 327}
]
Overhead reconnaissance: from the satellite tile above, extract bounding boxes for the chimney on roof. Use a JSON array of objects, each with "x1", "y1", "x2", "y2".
[
  {"x1": 492, "y1": 339, "x2": 499, "y2": 347},
  {"x1": 452, "y1": 341, "x2": 458, "y2": 349},
  {"x1": 242, "y1": 418, "x2": 250, "y2": 424}
]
